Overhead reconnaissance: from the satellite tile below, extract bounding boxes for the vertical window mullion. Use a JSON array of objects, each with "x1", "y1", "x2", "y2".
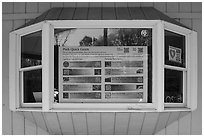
[
  {"x1": 154, "y1": 21, "x2": 164, "y2": 111},
  {"x1": 42, "y1": 22, "x2": 54, "y2": 111}
]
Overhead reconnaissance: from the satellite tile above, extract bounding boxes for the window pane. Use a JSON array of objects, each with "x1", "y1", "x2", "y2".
[
  {"x1": 23, "y1": 69, "x2": 42, "y2": 103},
  {"x1": 21, "y1": 31, "x2": 42, "y2": 68},
  {"x1": 164, "y1": 69, "x2": 183, "y2": 103},
  {"x1": 108, "y1": 28, "x2": 152, "y2": 46},
  {"x1": 55, "y1": 29, "x2": 104, "y2": 47},
  {"x1": 165, "y1": 30, "x2": 185, "y2": 68},
  {"x1": 54, "y1": 28, "x2": 152, "y2": 103}
]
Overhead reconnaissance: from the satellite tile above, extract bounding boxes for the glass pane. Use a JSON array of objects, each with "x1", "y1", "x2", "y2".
[
  {"x1": 55, "y1": 29, "x2": 104, "y2": 47},
  {"x1": 54, "y1": 28, "x2": 152, "y2": 103},
  {"x1": 164, "y1": 69, "x2": 183, "y2": 103},
  {"x1": 21, "y1": 31, "x2": 42, "y2": 68},
  {"x1": 165, "y1": 30, "x2": 186, "y2": 68},
  {"x1": 108, "y1": 28, "x2": 152, "y2": 46},
  {"x1": 23, "y1": 69, "x2": 42, "y2": 103}
]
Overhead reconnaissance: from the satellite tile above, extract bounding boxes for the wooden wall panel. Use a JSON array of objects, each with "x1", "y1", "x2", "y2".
[
  {"x1": 2, "y1": 20, "x2": 13, "y2": 135},
  {"x1": 37, "y1": 127, "x2": 50, "y2": 135},
  {"x1": 101, "y1": 113, "x2": 115, "y2": 135},
  {"x1": 141, "y1": 2, "x2": 154, "y2": 7},
  {"x1": 51, "y1": 2, "x2": 64, "y2": 8},
  {"x1": 32, "y1": 112, "x2": 49, "y2": 133},
  {"x1": 192, "y1": 2, "x2": 202, "y2": 12},
  {"x1": 127, "y1": 2, "x2": 141, "y2": 7},
  {"x1": 57, "y1": 112, "x2": 75, "y2": 135},
  {"x1": 154, "y1": 112, "x2": 170, "y2": 134},
  {"x1": 26, "y1": 2, "x2": 38, "y2": 13},
  {"x1": 141, "y1": 113, "x2": 159, "y2": 135},
  {"x1": 115, "y1": 2, "x2": 127, "y2": 7},
  {"x1": 166, "y1": 2, "x2": 179, "y2": 12},
  {"x1": 166, "y1": 112, "x2": 180, "y2": 135},
  {"x1": 38, "y1": 2, "x2": 51, "y2": 13},
  {"x1": 153, "y1": 2, "x2": 166, "y2": 12},
  {"x1": 191, "y1": 19, "x2": 202, "y2": 135},
  {"x1": 12, "y1": 112, "x2": 25, "y2": 135},
  {"x1": 86, "y1": 113, "x2": 101, "y2": 135},
  {"x1": 179, "y1": 2, "x2": 191, "y2": 12},
  {"x1": 114, "y1": 113, "x2": 130, "y2": 135},
  {"x1": 14, "y1": 2, "x2": 26, "y2": 13},
  {"x1": 25, "y1": 118, "x2": 37, "y2": 135},
  {"x1": 2, "y1": 2, "x2": 14, "y2": 13},
  {"x1": 63, "y1": 2, "x2": 76, "y2": 7},
  {"x1": 127, "y1": 113, "x2": 145, "y2": 134},
  {"x1": 44, "y1": 113, "x2": 62, "y2": 134},
  {"x1": 72, "y1": 113, "x2": 88, "y2": 135},
  {"x1": 178, "y1": 112, "x2": 191, "y2": 135}
]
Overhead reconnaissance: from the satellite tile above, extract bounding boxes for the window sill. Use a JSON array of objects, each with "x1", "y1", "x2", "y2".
[
  {"x1": 14, "y1": 107, "x2": 192, "y2": 112},
  {"x1": 164, "y1": 107, "x2": 191, "y2": 112}
]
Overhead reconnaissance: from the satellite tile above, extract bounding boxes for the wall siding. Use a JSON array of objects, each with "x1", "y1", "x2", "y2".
[{"x1": 2, "y1": 2, "x2": 202, "y2": 135}]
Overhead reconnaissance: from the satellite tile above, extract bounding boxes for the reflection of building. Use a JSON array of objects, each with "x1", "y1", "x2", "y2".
[{"x1": 2, "y1": 2, "x2": 202, "y2": 135}]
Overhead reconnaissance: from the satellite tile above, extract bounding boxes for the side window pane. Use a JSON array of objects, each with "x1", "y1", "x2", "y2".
[
  {"x1": 164, "y1": 69, "x2": 183, "y2": 103},
  {"x1": 21, "y1": 31, "x2": 42, "y2": 68},
  {"x1": 23, "y1": 69, "x2": 42, "y2": 103},
  {"x1": 165, "y1": 30, "x2": 185, "y2": 68}
]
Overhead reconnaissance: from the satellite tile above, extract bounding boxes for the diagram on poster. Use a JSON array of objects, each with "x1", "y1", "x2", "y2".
[{"x1": 59, "y1": 46, "x2": 148, "y2": 103}]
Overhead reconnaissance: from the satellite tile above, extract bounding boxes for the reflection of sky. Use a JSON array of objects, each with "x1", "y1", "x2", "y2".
[{"x1": 56, "y1": 29, "x2": 103, "y2": 46}]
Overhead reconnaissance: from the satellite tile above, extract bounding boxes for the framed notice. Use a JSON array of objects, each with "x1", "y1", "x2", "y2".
[{"x1": 59, "y1": 46, "x2": 148, "y2": 103}]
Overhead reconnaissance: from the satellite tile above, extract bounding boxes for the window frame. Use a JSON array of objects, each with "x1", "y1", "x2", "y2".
[
  {"x1": 163, "y1": 21, "x2": 197, "y2": 110},
  {"x1": 9, "y1": 20, "x2": 197, "y2": 112},
  {"x1": 9, "y1": 22, "x2": 44, "y2": 109},
  {"x1": 49, "y1": 20, "x2": 160, "y2": 111}
]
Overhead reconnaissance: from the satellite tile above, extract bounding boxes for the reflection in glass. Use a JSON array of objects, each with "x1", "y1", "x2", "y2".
[
  {"x1": 21, "y1": 31, "x2": 42, "y2": 68},
  {"x1": 108, "y1": 28, "x2": 152, "y2": 46},
  {"x1": 23, "y1": 69, "x2": 42, "y2": 103},
  {"x1": 55, "y1": 29, "x2": 104, "y2": 46},
  {"x1": 164, "y1": 69, "x2": 183, "y2": 103},
  {"x1": 165, "y1": 30, "x2": 185, "y2": 68},
  {"x1": 54, "y1": 28, "x2": 153, "y2": 103}
]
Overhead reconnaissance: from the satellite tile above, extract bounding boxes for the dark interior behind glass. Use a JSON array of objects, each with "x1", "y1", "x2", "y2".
[
  {"x1": 21, "y1": 31, "x2": 42, "y2": 68},
  {"x1": 165, "y1": 30, "x2": 185, "y2": 68}
]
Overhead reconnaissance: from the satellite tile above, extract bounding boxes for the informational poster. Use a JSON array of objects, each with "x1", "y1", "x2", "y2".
[{"x1": 59, "y1": 46, "x2": 148, "y2": 103}]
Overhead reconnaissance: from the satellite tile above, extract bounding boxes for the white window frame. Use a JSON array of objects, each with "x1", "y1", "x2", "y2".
[
  {"x1": 9, "y1": 22, "x2": 44, "y2": 110},
  {"x1": 49, "y1": 20, "x2": 161, "y2": 111},
  {"x1": 9, "y1": 20, "x2": 197, "y2": 112},
  {"x1": 162, "y1": 21, "x2": 197, "y2": 111}
]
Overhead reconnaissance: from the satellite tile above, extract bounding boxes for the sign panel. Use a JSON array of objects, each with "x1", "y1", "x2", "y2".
[
  {"x1": 59, "y1": 46, "x2": 148, "y2": 103},
  {"x1": 169, "y1": 46, "x2": 182, "y2": 63}
]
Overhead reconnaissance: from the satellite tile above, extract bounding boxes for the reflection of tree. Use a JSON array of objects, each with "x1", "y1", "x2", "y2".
[
  {"x1": 55, "y1": 29, "x2": 73, "y2": 46},
  {"x1": 79, "y1": 35, "x2": 104, "y2": 46},
  {"x1": 108, "y1": 28, "x2": 152, "y2": 46}
]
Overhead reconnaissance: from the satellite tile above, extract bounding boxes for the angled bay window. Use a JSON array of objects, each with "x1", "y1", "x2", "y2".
[
  {"x1": 20, "y1": 31, "x2": 42, "y2": 105},
  {"x1": 9, "y1": 20, "x2": 197, "y2": 112}
]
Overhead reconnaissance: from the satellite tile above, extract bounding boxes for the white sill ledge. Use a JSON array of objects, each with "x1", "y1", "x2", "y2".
[{"x1": 14, "y1": 107, "x2": 192, "y2": 112}]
